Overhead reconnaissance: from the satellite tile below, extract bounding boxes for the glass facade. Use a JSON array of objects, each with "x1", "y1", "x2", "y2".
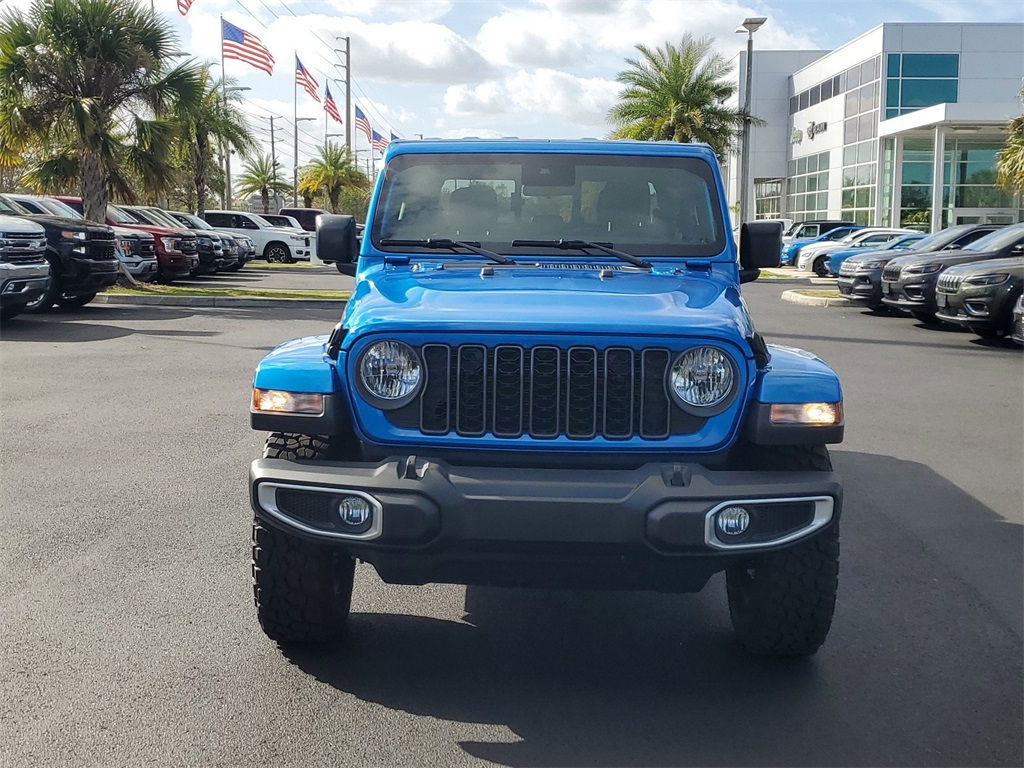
[
  {"x1": 885, "y1": 54, "x2": 959, "y2": 119},
  {"x1": 789, "y1": 55, "x2": 881, "y2": 116},
  {"x1": 786, "y1": 151, "x2": 830, "y2": 221},
  {"x1": 754, "y1": 178, "x2": 783, "y2": 219}
]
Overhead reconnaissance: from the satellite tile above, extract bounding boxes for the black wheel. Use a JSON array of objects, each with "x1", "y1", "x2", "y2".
[
  {"x1": 911, "y1": 310, "x2": 938, "y2": 324},
  {"x1": 252, "y1": 433, "x2": 355, "y2": 647},
  {"x1": 265, "y1": 242, "x2": 292, "y2": 264},
  {"x1": 23, "y1": 276, "x2": 58, "y2": 313},
  {"x1": 0, "y1": 305, "x2": 24, "y2": 321},
  {"x1": 971, "y1": 324, "x2": 1007, "y2": 340},
  {"x1": 56, "y1": 292, "x2": 97, "y2": 309},
  {"x1": 813, "y1": 257, "x2": 831, "y2": 278},
  {"x1": 726, "y1": 444, "x2": 839, "y2": 658}
]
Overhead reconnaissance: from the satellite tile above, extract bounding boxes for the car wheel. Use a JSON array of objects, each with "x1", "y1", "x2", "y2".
[
  {"x1": 265, "y1": 242, "x2": 292, "y2": 264},
  {"x1": 252, "y1": 433, "x2": 355, "y2": 647},
  {"x1": 56, "y1": 292, "x2": 97, "y2": 309},
  {"x1": 813, "y1": 258, "x2": 831, "y2": 278},
  {"x1": 911, "y1": 310, "x2": 938, "y2": 324},
  {"x1": 726, "y1": 444, "x2": 838, "y2": 658},
  {"x1": 971, "y1": 324, "x2": 1007, "y2": 340}
]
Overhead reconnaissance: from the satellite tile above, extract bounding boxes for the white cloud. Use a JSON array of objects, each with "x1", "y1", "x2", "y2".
[
  {"x1": 476, "y1": 9, "x2": 588, "y2": 68},
  {"x1": 325, "y1": 0, "x2": 454, "y2": 21},
  {"x1": 445, "y1": 69, "x2": 621, "y2": 129}
]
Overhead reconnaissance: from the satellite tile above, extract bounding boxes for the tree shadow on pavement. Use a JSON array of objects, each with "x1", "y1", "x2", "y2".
[{"x1": 282, "y1": 451, "x2": 1023, "y2": 767}]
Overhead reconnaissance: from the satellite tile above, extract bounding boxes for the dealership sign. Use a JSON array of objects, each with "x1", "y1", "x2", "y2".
[{"x1": 807, "y1": 121, "x2": 828, "y2": 140}]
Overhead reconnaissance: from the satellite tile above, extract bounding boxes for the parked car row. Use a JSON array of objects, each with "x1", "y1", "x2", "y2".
[
  {"x1": 829, "y1": 221, "x2": 1024, "y2": 343},
  {"x1": 0, "y1": 195, "x2": 329, "y2": 320}
]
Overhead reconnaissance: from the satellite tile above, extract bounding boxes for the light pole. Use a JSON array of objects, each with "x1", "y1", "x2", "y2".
[
  {"x1": 735, "y1": 16, "x2": 766, "y2": 228},
  {"x1": 334, "y1": 37, "x2": 352, "y2": 153},
  {"x1": 221, "y1": 85, "x2": 250, "y2": 209},
  {"x1": 293, "y1": 116, "x2": 316, "y2": 206}
]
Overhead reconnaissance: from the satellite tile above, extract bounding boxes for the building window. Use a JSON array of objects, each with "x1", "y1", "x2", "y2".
[
  {"x1": 787, "y1": 151, "x2": 830, "y2": 221},
  {"x1": 754, "y1": 178, "x2": 783, "y2": 219},
  {"x1": 951, "y1": 140, "x2": 1016, "y2": 210},
  {"x1": 790, "y1": 59, "x2": 875, "y2": 116},
  {"x1": 884, "y1": 53, "x2": 959, "y2": 119}
]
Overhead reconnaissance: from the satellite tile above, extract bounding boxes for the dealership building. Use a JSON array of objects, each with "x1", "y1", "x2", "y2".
[{"x1": 724, "y1": 23, "x2": 1024, "y2": 231}]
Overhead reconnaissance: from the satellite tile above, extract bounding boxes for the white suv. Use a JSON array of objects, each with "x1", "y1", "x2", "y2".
[{"x1": 203, "y1": 210, "x2": 313, "y2": 263}]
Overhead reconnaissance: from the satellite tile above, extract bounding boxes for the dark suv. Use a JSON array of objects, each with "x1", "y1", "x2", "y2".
[
  {"x1": 278, "y1": 207, "x2": 328, "y2": 232},
  {"x1": 838, "y1": 224, "x2": 1002, "y2": 311},
  {"x1": 881, "y1": 223, "x2": 1024, "y2": 323},
  {"x1": 935, "y1": 256, "x2": 1024, "y2": 339},
  {"x1": 0, "y1": 194, "x2": 118, "y2": 310}
]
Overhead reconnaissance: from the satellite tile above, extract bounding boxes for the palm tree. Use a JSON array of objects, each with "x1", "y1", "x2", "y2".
[
  {"x1": 607, "y1": 35, "x2": 756, "y2": 157},
  {"x1": 0, "y1": 0, "x2": 204, "y2": 222},
  {"x1": 996, "y1": 86, "x2": 1024, "y2": 195},
  {"x1": 236, "y1": 154, "x2": 290, "y2": 213},
  {"x1": 300, "y1": 142, "x2": 368, "y2": 213},
  {"x1": 177, "y1": 66, "x2": 255, "y2": 216}
]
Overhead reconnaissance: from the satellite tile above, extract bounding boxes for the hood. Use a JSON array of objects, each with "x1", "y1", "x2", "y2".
[
  {"x1": 266, "y1": 226, "x2": 307, "y2": 237},
  {"x1": 0, "y1": 214, "x2": 46, "y2": 235},
  {"x1": 120, "y1": 222, "x2": 195, "y2": 237},
  {"x1": 941, "y1": 256, "x2": 1024, "y2": 278},
  {"x1": 342, "y1": 264, "x2": 752, "y2": 344},
  {"x1": 887, "y1": 247, "x2": 1004, "y2": 270},
  {"x1": 110, "y1": 225, "x2": 155, "y2": 240},
  {"x1": 24, "y1": 214, "x2": 112, "y2": 237}
]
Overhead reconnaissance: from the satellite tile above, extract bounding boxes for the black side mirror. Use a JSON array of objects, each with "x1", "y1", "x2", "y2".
[
  {"x1": 739, "y1": 221, "x2": 783, "y2": 283},
  {"x1": 317, "y1": 214, "x2": 358, "y2": 275}
]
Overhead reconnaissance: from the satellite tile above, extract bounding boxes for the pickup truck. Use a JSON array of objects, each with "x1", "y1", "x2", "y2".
[
  {"x1": 0, "y1": 213, "x2": 49, "y2": 320},
  {"x1": 247, "y1": 139, "x2": 846, "y2": 658},
  {"x1": 204, "y1": 210, "x2": 313, "y2": 263}
]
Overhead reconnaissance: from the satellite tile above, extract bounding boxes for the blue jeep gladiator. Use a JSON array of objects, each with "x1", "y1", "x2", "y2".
[{"x1": 248, "y1": 139, "x2": 845, "y2": 658}]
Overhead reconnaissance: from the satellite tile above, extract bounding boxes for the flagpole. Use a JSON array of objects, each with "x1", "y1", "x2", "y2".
[
  {"x1": 293, "y1": 51, "x2": 298, "y2": 207},
  {"x1": 221, "y1": 15, "x2": 231, "y2": 209}
]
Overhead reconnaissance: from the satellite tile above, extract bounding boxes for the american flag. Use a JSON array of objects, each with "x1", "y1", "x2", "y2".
[
  {"x1": 372, "y1": 130, "x2": 389, "y2": 153},
  {"x1": 295, "y1": 57, "x2": 320, "y2": 103},
  {"x1": 324, "y1": 84, "x2": 342, "y2": 124},
  {"x1": 390, "y1": 132, "x2": 400, "y2": 143},
  {"x1": 222, "y1": 19, "x2": 274, "y2": 76},
  {"x1": 177, "y1": 0, "x2": 193, "y2": 15},
  {"x1": 354, "y1": 104, "x2": 372, "y2": 143}
]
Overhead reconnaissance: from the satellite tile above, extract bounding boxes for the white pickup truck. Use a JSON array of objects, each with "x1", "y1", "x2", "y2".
[{"x1": 203, "y1": 210, "x2": 314, "y2": 263}]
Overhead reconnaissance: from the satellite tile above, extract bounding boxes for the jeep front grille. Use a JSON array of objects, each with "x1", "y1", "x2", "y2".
[
  {"x1": 936, "y1": 273, "x2": 964, "y2": 294},
  {"x1": 882, "y1": 264, "x2": 902, "y2": 282},
  {"x1": 839, "y1": 260, "x2": 859, "y2": 276},
  {"x1": 388, "y1": 344, "x2": 705, "y2": 440}
]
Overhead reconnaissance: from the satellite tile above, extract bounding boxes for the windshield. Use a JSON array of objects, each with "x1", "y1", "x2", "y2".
[
  {"x1": 139, "y1": 208, "x2": 182, "y2": 228},
  {"x1": 107, "y1": 204, "x2": 142, "y2": 225},
  {"x1": 0, "y1": 195, "x2": 28, "y2": 215},
  {"x1": 963, "y1": 224, "x2": 1024, "y2": 252},
  {"x1": 172, "y1": 213, "x2": 212, "y2": 230},
  {"x1": 38, "y1": 198, "x2": 83, "y2": 219},
  {"x1": 372, "y1": 152, "x2": 726, "y2": 258},
  {"x1": 261, "y1": 215, "x2": 294, "y2": 227},
  {"x1": 822, "y1": 228, "x2": 855, "y2": 241}
]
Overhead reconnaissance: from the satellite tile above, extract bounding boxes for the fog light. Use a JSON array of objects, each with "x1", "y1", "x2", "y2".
[
  {"x1": 338, "y1": 496, "x2": 372, "y2": 530},
  {"x1": 717, "y1": 506, "x2": 750, "y2": 536}
]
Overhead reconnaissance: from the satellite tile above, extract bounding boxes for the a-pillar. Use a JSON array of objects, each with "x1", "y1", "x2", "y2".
[{"x1": 930, "y1": 124, "x2": 947, "y2": 233}]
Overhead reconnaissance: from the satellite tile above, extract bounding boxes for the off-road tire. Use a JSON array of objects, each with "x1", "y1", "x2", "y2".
[
  {"x1": 726, "y1": 444, "x2": 839, "y2": 658},
  {"x1": 56, "y1": 292, "x2": 97, "y2": 309},
  {"x1": 252, "y1": 432, "x2": 355, "y2": 646},
  {"x1": 911, "y1": 309, "x2": 938, "y2": 324},
  {"x1": 265, "y1": 242, "x2": 293, "y2": 264}
]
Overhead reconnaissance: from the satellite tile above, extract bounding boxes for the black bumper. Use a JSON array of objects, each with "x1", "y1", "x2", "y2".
[
  {"x1": 0, "y1": 275, "x2": 49, "y2": 307},
  {"x1": 837, "y1": 273, "x2": 882, "y2": 303},
  {"x1": 63, "y1": 257, "x2": 119, "y2": 295},
  {"x1": 250, "y1": 457, "x2": 842, "y2": 591}
]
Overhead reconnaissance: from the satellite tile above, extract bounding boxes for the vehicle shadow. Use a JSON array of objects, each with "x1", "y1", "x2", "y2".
[{"x1": 281, "y1": 451, "x2": 1023, "y2": 767}]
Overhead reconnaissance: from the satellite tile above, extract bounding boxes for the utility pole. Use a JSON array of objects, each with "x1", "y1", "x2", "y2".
[
  {"x1": 334, "y1": 37, "x2": 352, "y2": 154},
  {"x1": 735, "y1": 17, "x2": 766, "y2": 227}
]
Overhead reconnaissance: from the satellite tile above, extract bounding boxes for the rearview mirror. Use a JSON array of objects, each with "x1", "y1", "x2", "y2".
[
  {"x1": 739, "y1": 221, "x2": 783, "y2": 283},
  {"x1": 317, "y1": 214, "x2": 358, "y2": 275}
]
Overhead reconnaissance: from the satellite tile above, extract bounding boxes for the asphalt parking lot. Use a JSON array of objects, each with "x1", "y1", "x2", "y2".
[{"x1": 1, "y1": 282, "x2": 1021, "y2": 767}]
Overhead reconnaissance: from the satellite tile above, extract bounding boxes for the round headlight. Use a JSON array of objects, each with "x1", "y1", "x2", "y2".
[
  {"x1": 669, "y1": 347, "x2": 735, "y2": 410},
  {"x1": 359, "y1": 340, "x2": 421, "y2": 405}
]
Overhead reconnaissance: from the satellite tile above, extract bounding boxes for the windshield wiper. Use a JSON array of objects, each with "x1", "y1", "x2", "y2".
[
  {"x1": 379, "y1": 238, "x2": 515, "y2": 265},
  {"x1": 510, "y1": 239, "x2": 652, "y2": 269}
]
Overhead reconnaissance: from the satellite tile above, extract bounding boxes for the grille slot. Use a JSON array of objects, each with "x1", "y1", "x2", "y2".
[
  {"x1": 936, "y1": 273, "x2": 964, "y2": 293},
  {"x1": 882, "y1": 264, "x2": 902, "y2": 282},
  {"x1": 403, "y1": 343, "x2": 703, "y2": 441}
]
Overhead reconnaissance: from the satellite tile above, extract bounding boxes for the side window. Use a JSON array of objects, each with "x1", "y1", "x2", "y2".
[
  {"x1": 804, "y1": 225, "x2": 820, "y2": 238},
  {"x1": 955, "y1": 229, "x2": 990, "y2": 247},
  {"x1": 239, "y1": 215, "x2": 259, "y2": 230},
  {"x1": 206, "y1": 213, "x2": 228, "y2": 227}
]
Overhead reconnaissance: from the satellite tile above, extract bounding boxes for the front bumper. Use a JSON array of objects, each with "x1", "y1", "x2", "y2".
[
  {"x1": 250, "y1": 457, "x2": 842, "y2": 591},
  {"x1": 0, "y1": 262, "x2": 50, "y2": 307},
  {"x1": 880, "y1": 276, "x2": 937, "y2": 312},
  {"x1": 838, "y1": 270, "x2": 884, "y2": 303}
]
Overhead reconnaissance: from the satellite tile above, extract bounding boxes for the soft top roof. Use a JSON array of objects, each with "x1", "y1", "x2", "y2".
[{"x1": 386, "y1": 138, "x2": 719, "y2": 163}]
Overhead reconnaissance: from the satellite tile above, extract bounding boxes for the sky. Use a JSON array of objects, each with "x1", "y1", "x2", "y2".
[{"x1": 5, "y1": 0, "x2": 1023, "y2": 172}]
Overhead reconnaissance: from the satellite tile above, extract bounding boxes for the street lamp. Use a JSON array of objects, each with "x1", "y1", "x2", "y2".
[
  {"x1": 294, "y1": 117, "x2": 316, "y2": 206},
  {"x1": 735, "y1": 16, "x2": 766, "y2": 228},
  {"x1": 221, "y1": 86, "x2": 251, "y2": 209}
]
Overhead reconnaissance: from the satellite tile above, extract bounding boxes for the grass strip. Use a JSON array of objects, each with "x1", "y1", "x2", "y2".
[
  {"x1": 105, "y1": 284, "x2": 350, "y2": 301},
  {"x1": 792, "y1": 289, "x2": 843, "y2": 298}
]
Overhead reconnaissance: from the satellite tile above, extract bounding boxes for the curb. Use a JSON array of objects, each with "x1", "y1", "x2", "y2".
[
  {"x1": 781, "y1": 289, "x2": 854, "y2": 308},
  {"x1": 94, "y1": 294, "x2": 347, "y2": 309}
]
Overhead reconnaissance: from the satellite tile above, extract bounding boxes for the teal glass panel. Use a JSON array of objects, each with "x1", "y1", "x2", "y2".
[
  {"x1": 843, "y1": 145, "x2": 857, "y2": 166},
  {"x1": 886, "y1": 79, "x2": 900, "y2": 108},
  {"x1": 885, "y1": 107, "x2": 899, "y2": 120},
  {"x1": 901, "y1": 185, "x2": 931, "y2": 208},
  {"x1": 900, "y1": 79, "x2": 958, "y2": 108},
  {"x1": 901, "y1": 54, "x2": 958, "y2": 78},
  {"x1": 901, "y1": 162, "x2": 933, "y2": 185},
  {"x1": 818, "y1": 151, "x2": 830, "y2": 170},
  {"x1": 887, "y1": 53, "x2": 900, "y2": 77}
]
